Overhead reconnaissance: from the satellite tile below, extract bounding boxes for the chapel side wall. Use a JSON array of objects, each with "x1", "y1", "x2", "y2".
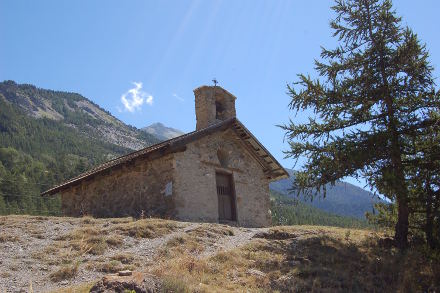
[
  {"x1": 173, "y1": 130, "x2": 271, "y2": 227},
  {"x1": 60, "y1": 154, "x2": 175, "y2": 218}
]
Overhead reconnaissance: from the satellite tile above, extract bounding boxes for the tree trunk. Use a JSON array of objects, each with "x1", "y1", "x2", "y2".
[
  {"x1": 364, "y1": 0, "x2": 410, "y2": 247},
  {"x1": 391, "y1": 134, "x2": 409, "y2": 249},
  {"x1": 388, "y1": 111, "x2": 409, "y2": 249},
  {"x1": 395, "y1": 194, "x2": 409, "y2": 249},
  {"x1": 425, "y1": 185, "x2": 436, "y2": 249}
]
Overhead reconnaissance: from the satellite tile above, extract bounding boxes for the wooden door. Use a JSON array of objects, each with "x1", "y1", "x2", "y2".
[{"x1": 216, "y1": 172, "x2": 236, "y2": 221}]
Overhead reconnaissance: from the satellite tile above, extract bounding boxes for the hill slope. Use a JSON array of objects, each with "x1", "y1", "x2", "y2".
[
  {"x1": 0, "y1": 80, "x2": 159, "y2": 150},
  {"x1": 270, "y1": 191, "x2": 370, "y2": 228},
  {"x1": 270, "y1": 169, "x2": 383, "y2": 219},
  {"x1": 0, "y1": 81, "x2": 159, "y2": 215},
  {"x1": 0, "y1": 216, "x2": 437, "y2": 293}
]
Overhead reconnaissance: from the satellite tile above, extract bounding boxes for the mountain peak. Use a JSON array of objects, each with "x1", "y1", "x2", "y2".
[{"x1": 142, "y1": 122, "x2": 184, "y2": 141}]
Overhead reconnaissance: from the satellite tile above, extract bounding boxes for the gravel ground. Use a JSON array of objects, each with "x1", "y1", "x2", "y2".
[{"x1": 0, "y1": 216, "x2": 260, "y2": 293}]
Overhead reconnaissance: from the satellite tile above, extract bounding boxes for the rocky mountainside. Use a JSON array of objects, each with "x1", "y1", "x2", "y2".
[
  {"x1": 142, "y1": 122, "x2": 185, "y2": 141},
  {"x1": 270, "y1": 169, "x2": 384, "y2": 219},
  {"x1": 0, "y1": 80, "x2": 159, "y2": 150},
  {"x1": 0, "y1": 81, "x2": 159, "y2": 215}
]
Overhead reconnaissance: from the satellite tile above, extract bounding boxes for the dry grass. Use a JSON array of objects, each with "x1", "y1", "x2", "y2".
[
  {"x1": 105, "y1": 234, "x2": 124, "y2": 247},
  {"x1": 86, "y1": 259, "x2": 135, "y2": 273},
  {"x1": 151, "y1": 226, "x2": 440, "y2": 292},
  {"x1": 0, "y1": 234, "x2": 19, "y2": 242},
  {"x1": 159, "y1": 235, "x2": 205, "y2": 260},
  {"x1": 110, "y1": 253, "x2": 135, "y2": 264},
  {"x1": 112, "y1": 218, "x2": 180, "y2": 239},
  {"x1": 0, "y1": 271, "x2": 11, "y2": 278},
  {"x1": 186, "y1": 224, "x2": 234, "y2": 238},
  {"x1": 61, "y1": 226, "x2": 108, "y2": 255},
  {"x1": 80, "y1": 216, "x2": 96, "y2": 225},
  {"x1": 49, "y1": 262, "x2": 79, "y2": 282},
  {"x1": 161, "y1": 276, "x2": 191, "y2": 293},
  {"x1": 2, "y1": 216, "x2": 438, "y2": 292},
  {"x1": 47, "y1": 282, "x2": 95, "y2": 293},
  {"x1": 109, "y1": 217, "x2": 134, "y2": 224},
  {"x1": 157, "y1": 223, "x2": 235, "y2": 260}
]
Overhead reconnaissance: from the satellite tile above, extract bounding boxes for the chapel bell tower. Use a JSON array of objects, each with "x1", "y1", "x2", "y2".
[{"x1": 194, "y1": 85, "x2": 237, "y2": 131}]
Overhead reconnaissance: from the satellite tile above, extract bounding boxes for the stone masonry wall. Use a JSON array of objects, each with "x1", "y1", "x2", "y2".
[
  {"x1": 60, "y1": 153, "x2": 175, "y2": 218},
  {"x1": 173, "y1": 129, "x2": 271, "y2": 227}
]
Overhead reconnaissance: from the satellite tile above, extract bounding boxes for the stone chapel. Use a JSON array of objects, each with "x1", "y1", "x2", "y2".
[{"x1": 42, "y1": 85, "x2": 288, "y2": 227}]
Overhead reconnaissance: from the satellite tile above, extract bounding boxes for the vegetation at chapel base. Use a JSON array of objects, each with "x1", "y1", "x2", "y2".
[{"x1": 282, "y1": 0, "x2": 440, "y2": 249}]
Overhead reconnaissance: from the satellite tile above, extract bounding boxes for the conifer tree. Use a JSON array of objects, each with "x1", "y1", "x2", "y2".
[
  {"x1": 406, "y1": 112, "x2": 440, "y2": 248},
  {"x1": 282, "y1": 0, "x2": 439, "y2": 248}
]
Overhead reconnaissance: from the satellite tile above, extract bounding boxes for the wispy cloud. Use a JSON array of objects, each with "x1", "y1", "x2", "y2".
[
  {"x1": 172, "y1": 93, "x2": 184, "y2": 102},
  {"x1": 120, "y1": 82, "x2": 153, "y2": 112}
]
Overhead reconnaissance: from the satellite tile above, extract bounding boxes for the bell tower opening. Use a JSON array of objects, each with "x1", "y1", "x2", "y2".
[
  {"x1": 194, "y1": 85, "x2": 237, "y2": 130},
  {"x1": 215, "y1": 99, "x2": 226, "y2": 120}
]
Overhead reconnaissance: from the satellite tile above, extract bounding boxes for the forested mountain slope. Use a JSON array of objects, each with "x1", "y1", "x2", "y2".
[
  {"x1": 270, "y1": 169, "x2": 384, "y2": 219},
  {"x1": 0, "y1": 80, "x2": 159, "y2": 150},
  {"x1": 0, "y1": 81, "x2": 159, "y2": 214},
  {"x1": 270, "y1": 191, "x2": 370, "y2": 228}
]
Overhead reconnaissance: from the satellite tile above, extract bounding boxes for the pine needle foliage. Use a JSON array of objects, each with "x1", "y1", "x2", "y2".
[{"x1": 281, "y1": 0, "x2": 440, "y2": 248}]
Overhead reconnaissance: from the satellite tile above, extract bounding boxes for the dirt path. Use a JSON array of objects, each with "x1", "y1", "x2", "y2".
[{"x1": 199, "y1": 226, "x2": 268, "y2": 258}]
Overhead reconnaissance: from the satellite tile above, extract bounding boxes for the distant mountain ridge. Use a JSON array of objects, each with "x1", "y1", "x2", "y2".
[
  {"x1": 270, "y1": 169, "x2": 383, "y2": 219},
  {"x1": 142, "y1": 122, "x2": 185, "y2": 141},
  {"x1": 0, "y1": 80, "x2": 159, "y2": 151}
]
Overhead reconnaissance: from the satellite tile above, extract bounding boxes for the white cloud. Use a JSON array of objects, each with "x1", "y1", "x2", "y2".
[
  {"x1": 120, "y1": 82, "x2": 153, "y2": 112},
  {"x1": 172, "y1": 93, "x2": 184, "y2": 102}
]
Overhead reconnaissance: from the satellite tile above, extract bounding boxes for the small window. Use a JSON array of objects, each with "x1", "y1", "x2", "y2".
[
  {"x1": 217, "y1": 149, "x2": 229, "y2": 168},
  {"x1": 164, "y1": 181, "x2": 173, "y2": 196}
]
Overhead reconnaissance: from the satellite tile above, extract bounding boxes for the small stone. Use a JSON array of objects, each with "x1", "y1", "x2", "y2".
[
  {"x1": 60, "y1": 280, "x2": 68, "y2": 285},
  {"x1": 246, "y1": 269, "x2": 266, "y2": 277},
  {"x1": 118, "y1": 270, "x2": 132, "y2": 276}
]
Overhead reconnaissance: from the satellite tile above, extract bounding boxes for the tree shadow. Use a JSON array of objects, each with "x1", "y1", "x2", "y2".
[{"x1": 252, "y1": 230, "x2": 439, "y2": 292}]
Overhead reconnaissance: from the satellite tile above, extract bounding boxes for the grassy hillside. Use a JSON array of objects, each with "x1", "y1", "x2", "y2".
[
  {"x1": 1, "y1": 216, "x2": 438, "y2": 292},
  {"x1": 0, "y1": 81, "x2": 159, "y2": 215}
]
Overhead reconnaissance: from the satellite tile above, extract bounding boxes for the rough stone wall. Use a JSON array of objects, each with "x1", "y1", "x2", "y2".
[
  {"x1": 60, "y1": 154, "x2": 175, "y2": 218},
  {"x1": 173, "y1": 129, "x2": 271, "y2": 227},
  {"x1": 194, "y1": 86, "x2": 237, "y2": 130}
]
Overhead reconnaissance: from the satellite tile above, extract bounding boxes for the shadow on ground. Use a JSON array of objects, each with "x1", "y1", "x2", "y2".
[{"x1": 252, "y1": 229, "x2": 439, "y2": 292}]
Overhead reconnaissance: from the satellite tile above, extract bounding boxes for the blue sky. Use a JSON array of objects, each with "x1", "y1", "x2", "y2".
[{"x1": 1, "y1": 0, "x2": 439, "y2": 188}]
